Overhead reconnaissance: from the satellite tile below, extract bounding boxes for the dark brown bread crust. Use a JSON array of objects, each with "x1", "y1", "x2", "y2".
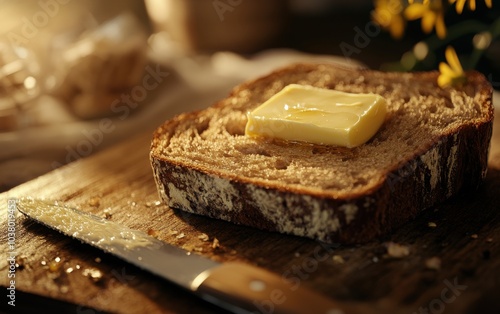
[{"x1": 150, "y1": 63, "x2": 493, "y2": 243}]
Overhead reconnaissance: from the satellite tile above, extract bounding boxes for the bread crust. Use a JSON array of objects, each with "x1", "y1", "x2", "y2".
[{"x1": 150, "y1": 63, "x2": 493, "y2": 243}]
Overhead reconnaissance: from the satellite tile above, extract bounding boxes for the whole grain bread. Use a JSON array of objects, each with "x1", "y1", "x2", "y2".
[{"x1": 150, "y1": 63, "x2": 493, "y2": 243}]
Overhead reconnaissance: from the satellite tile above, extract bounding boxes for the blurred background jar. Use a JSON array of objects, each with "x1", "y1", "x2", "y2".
[{"x1": 145, "y1": 0, "x2": 290, "y2": 55}]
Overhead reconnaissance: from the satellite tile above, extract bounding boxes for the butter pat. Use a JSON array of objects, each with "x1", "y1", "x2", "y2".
[{"x1": 245, "y1": 84, "x2": 387, "y2": 148}]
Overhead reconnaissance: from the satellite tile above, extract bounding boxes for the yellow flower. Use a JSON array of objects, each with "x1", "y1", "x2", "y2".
[
  {"x1": 449, "y1": 0, "x2": 493, "y2": 14},
  {"x1": 372, "y1": 0, "x2": 405, "y2": 39},
  {"x1": 408, "y1": 0, "x2": 430, "y2": 3},
  {"x1": 405, "y1": 1, "x2": 447, "y2": 39},
  {"x1": 438, "y1": 46, "x2": 467, "y2": 88}
]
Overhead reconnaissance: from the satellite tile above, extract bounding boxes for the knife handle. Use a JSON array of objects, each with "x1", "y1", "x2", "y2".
[{"x1": 193, "y1": 262, "x2": 356, "y2": 314}]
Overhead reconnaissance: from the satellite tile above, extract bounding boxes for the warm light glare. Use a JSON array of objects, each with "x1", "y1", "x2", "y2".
[
  {"x1": 23, "y1": 76, "x2": 37, "y2": 90},
  {"x1": 401, "y1": 51, "x2": 416, "y2": 69},
  {"x1": 413, "y1": 42, "x2": 429, "y2": 60},
  {"x1": 473, "y1": 32, "x2": 492, "y2": 50},
  {"x1": 144, "y1": 0, "x2": 172, "y2": 26}
]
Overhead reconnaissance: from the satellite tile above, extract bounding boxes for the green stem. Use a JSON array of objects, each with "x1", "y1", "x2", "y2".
[{"x1": 425, "y1": 20, "x2": 489, "y2": 50}]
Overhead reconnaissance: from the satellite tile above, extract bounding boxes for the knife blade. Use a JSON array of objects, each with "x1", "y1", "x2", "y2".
[{"x1": 17, "y1": 198, "x2": 360, "y2": 314}]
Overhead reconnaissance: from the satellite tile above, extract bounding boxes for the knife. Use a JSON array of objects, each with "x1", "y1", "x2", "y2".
[{"x1": 17, "y1": 198, "x2": 358, "y2": 314}]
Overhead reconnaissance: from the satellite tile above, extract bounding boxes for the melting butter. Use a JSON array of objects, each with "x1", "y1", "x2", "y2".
[
  {"x1": 245, "y1": 84, "x2": 387, "y2": 148},
  {"x1": 17, "y1": 198, "x2": 160, "y2": 251}
]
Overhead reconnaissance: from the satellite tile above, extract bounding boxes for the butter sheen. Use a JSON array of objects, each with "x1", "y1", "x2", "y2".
[{"x1": 245, "y1": 84, "x2": 387, "y2": 148}]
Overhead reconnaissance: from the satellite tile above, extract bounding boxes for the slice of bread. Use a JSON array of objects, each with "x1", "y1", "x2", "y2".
[{"x1": 150, "y1": 63, "x2": 493, "y2": 243}]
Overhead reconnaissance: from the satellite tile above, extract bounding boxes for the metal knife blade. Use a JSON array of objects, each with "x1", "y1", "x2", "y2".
[{"x1": 17, "y1": 198, "x2": 362, "y2": 314}]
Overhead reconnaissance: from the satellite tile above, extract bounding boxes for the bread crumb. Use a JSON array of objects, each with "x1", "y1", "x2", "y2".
[
  {"x1": 145, "y1": 201, "x2": 162, "y2": 207},
  {"x1": 194, "y1": 247, "x2": 203, "y2": 252},
  {"x1": 428, "y1": 222, "x2": 437, "y2": 228},
  {"x1": 176, "y1": 232, "x2": 185, "y2": 239},
  {"x1": 169, "y1": 230, "x2": 179, "y2": 236},
  {"x1": 470, "y1": 234, "x2": 478, "y2": 239},
  {"x1": 294, "y1": 252, "x2": 300, "y2": 258},
  {"x1": 372, "y1": 256, "x2": 379, "y2": 263},
  {"x1": 212, "y1": 238, "x2": 220, "y2": 249},
  {"x1": 332, "y1": 255, "x2": 345, "y2": 264},
  {"x1": 486, "y1": 237, "x2": 493, "y2": 243},
  {"x1": 103, "y1": 208, "x2": 113, "y2": 219},
  {"x1": 49, "y1": 258, "x2": 62, "y2": 272},
  {"x1": 94, "y1": 257, "x2": 101, "y2": 263},
  {"x1": 82, "y1": 268, "x2": 103, "y2": 282},
  {"x1": 88, "y1": 197, "x2": 100, "y2": 207},
  {"x1": 15, "y1": 256, "x2": 26, "y2": 270},
  {"x1": 148, "y1": 229, "x2": 159, "y2": 238},
  {"x1": 386, "y1": 242, "x2": 410, "y2": 258},
  {"x1": 198, "y1": 233, "x2": 209, "y2": 241},
  {"x1": 425, "y1": 257, "x2": 441, "y2": 270}
]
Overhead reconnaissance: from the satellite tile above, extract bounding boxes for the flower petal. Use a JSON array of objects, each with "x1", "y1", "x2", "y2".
[
  {"x1": 372, "y1": 11, "x2": 386, "y2": 27},
  {"x1": 445, "y1": 47, "x2": 464, "y2": 73},
  {"x1": 469, "y1": 0, "x2": 476, "y2": 11},
  {"x1": 405, "y1": 4, "x2": 426, "y2": 20},
  {"x1": 421, "y1": 12, "x2": 436, "y2": 33},
  {"x1": 390, "y1": 16, "x2": 405, "y2": 39},
  {"x1": 435, "y1": 15, "x2": 447, "y2": 39},
  {"x1": 455, "y1": 0, "x2": 466, "y2": 13},
  {"x1": 439, "y1": 62, "x2": 455, "y2": 77},
  {"x1": 438, "y1": 74, "x2": 451, "y2": 88}
]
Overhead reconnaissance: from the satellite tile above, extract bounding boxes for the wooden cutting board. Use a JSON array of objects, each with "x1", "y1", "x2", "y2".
[{"x1": 1, "y1": 111, "x2": 499, "y2": 314}]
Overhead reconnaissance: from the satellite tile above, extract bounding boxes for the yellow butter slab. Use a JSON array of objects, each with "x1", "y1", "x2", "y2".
[{"x1": 245, "y1": 84, "x2": 387, "y2": 148}]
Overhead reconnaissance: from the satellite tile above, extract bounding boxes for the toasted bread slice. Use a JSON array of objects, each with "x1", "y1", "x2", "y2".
[{"x1": 150, "y1": 63, "x2": 493, "y2": 243}]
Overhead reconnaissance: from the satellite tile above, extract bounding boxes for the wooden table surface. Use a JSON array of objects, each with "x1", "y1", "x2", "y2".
[{"x1": 1, "y1": 108, "x2": 499, "y2": 314}]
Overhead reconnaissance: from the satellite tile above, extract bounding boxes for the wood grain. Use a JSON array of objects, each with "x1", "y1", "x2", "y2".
[{"x1": 1, "y1": 111, "x2": 499, "y2": 314}]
